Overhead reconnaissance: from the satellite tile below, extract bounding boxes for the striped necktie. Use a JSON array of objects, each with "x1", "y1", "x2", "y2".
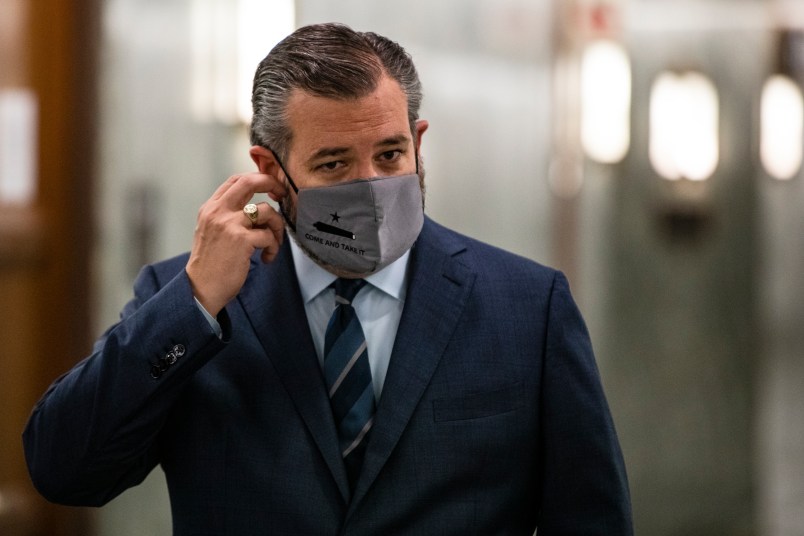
[{"x1": 324, "y1": 278, "x2": 376, "y2": 490}]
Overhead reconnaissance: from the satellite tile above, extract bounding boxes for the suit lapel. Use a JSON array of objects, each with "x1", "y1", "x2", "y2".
[
  {"x1": 347, "y1": 219, "x2": 476, "y2": 517},
  {"x1": 238, "y1": 240, "x2": 351, "y2": 503}
]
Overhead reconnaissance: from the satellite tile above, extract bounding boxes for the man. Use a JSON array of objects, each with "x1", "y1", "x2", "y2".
[{"x1": 24, "y1": 23, "x2": 632, "y2": 535}]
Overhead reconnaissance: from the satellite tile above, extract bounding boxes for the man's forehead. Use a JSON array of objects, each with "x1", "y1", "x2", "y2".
[
  {"x1": 285, "y1": 77, "x2": 411, "y2": 158},
  {"x1": 285, "y1": 76, "x2": 407, "y2": 115}
]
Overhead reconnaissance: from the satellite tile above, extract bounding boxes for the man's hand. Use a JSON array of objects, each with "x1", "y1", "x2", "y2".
[{"x1": 186, "y1": 173, "x2": 287, "y2": 317}]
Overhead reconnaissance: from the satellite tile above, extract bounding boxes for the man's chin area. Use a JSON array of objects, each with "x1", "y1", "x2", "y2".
[{"x1": 286, "y1": 226, "x2": 372, "y2": 280}]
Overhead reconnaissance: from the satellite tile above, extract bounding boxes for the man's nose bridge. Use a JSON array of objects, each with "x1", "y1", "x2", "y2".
[{"x1": 355, "y1": 158, "x2": 381, "y2": 180}]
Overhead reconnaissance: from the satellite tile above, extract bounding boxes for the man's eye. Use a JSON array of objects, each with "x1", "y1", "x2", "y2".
[
  {"x1": 318, "y1": 161, "x2": 342, "y2": 171},
  {"x1": 380, "y1": 150, "x2": 401, "y2": 161}
]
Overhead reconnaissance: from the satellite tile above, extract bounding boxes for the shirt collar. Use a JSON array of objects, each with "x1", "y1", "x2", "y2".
[{"x1": 289, "y1": 238, "x2": 410, "y2": 304}]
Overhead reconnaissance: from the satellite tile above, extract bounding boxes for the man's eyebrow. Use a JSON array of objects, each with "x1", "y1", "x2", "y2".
[
  {"x1": 309, "y1": 146, "x2": 350, "y2": 162},
  {"x1": 308, "y1": 135, "x2": 411, "y2": 162},
  {"x1": 376, "y1": 134, "x2": 410, "y2": 147}
]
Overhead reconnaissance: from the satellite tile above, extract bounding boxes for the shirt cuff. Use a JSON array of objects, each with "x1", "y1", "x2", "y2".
[{"x1": 194, "y1": 297, "x2": 223, "y2": 339}]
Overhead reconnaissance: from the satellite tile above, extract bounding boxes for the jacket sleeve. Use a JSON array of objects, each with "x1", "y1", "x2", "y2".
[
  {"x1": 537, "y1": 272, "x2": 633, "y2": 535},
  {"x1": 22, "y1": 264, "x2": 229, "y2": 506}
]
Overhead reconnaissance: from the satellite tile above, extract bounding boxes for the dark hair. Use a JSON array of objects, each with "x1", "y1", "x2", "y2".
[{"x1": 250, "y1": 23, "x2": 423, "y2": 160}]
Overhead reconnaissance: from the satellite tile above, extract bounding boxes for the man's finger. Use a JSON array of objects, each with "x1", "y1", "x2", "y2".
[
  {"x1": 248, "y1": 204, "x2": 285, "y2": 257},
  {"x1": 222, "y1": 173, "x2": 288, "y2": 208},
  {"x1": 263, "y1": 205, "x2": 286, "y2": 234},
  {"x1": 210, "y1": 175, "x2": 242, "y2": 201},
  {"x1": 261, "y1": 242, "x2": 281, "y2": 264},
  {"x1": 248, "y1": 227, "x2": 284, "y2": 264},
  {"x1": 245, "y1": 202, "x2": 285, "y2": 232}
]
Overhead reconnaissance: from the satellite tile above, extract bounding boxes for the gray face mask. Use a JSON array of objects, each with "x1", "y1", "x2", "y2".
[{"x1": 275, "y1": 153, "x2": 424, "y2": 276}]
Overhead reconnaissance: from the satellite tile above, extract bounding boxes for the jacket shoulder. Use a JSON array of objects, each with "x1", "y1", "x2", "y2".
[{"x1": 423, "y1": 218, "x2": 558, "y2": 284}]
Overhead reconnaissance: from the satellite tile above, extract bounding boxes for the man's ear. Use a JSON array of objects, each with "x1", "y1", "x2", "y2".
[
  {"x1": 414, "y1": 119, "x2": 429, "y2": 152},
  {"x1": 249, "y1": 145, "x2": 281, "y2": 176}
]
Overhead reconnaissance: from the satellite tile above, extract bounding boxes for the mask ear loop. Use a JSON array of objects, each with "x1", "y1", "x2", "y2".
[{"x1": 268, "y1": 148, "x2": 298, "y2": 231}]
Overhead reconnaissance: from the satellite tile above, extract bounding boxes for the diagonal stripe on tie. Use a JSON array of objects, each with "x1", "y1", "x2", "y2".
[
  {"x1": 324, "y1": 278, "x2": 376, "y2": 490},
  {"x1": 328, "y1": 340, "x2": 367, "y2": 397}
]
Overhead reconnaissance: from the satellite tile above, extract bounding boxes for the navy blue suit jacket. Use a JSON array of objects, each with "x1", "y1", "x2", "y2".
[{"x1": 24, "y1": 217, "x2": 632, "y2": 534}]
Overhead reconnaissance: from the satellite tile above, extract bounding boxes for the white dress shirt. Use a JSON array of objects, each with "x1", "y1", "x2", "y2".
[{"x1": 289, "y1": 238, "x2": 410, "y2": 400}]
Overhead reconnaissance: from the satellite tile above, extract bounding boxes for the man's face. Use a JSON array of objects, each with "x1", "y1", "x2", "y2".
[
  {"x1": 282, "y1": 74, "x2": 427, "y2": 194},
  {"x1": 270, "y1": 74, "x2": 428, "y2": 277}
]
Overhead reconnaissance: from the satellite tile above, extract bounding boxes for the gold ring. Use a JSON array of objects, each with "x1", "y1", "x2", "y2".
[{"x1": 243, "y1": 203, "x2": 258, "y2": 227}]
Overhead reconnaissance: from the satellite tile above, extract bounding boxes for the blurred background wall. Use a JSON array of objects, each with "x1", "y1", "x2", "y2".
[{"x1": 2, "y1": 0, "x2": 803, "y2": 535}]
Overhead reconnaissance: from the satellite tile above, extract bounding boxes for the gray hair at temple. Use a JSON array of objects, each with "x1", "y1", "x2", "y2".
[{"x1": 249, "y1": 23, "x2": 424, "y2": 162}]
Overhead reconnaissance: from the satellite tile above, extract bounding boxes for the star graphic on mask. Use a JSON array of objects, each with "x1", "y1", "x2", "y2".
[{"x1": 330, "y1": 212, "x2": 341, "y2": 223}]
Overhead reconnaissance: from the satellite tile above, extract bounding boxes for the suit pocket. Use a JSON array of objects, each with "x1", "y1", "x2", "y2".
[{"x1": 432, "y1": 382, "x2": 525, "y2": 422}]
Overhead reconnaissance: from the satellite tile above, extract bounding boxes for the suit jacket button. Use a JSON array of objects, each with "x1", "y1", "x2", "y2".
[
  {"x1": 165, "y1": 351, "x2": 177, "y2": 365},
  {"x1": 172, "y1": 344, "x2": 185, "y2": 357},
  {"x1": 150, "y1": 364, "x2": 163, "y2": 379}
]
